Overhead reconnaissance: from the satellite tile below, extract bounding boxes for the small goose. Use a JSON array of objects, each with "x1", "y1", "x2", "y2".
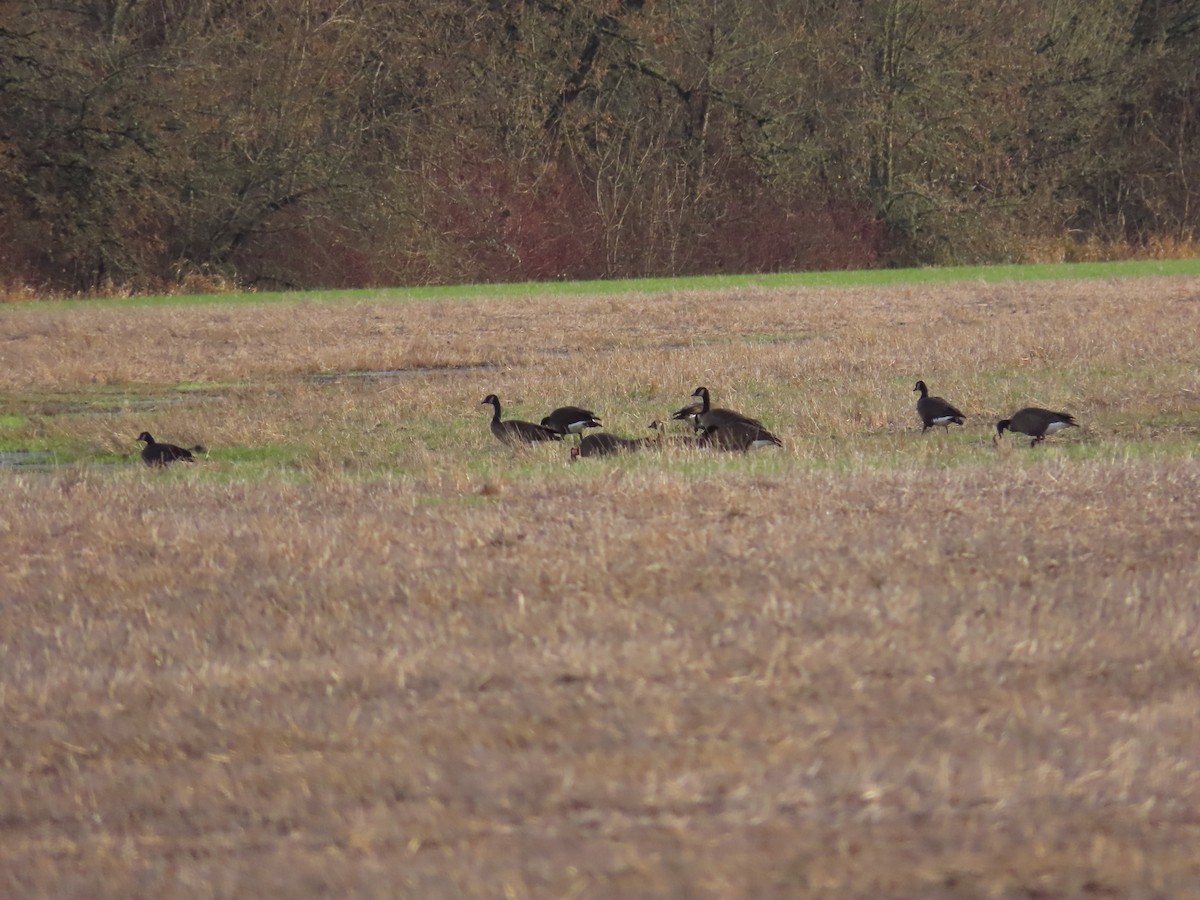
[
  {"x1": 647, "y1": 420, "x2": 700, "y2": 447},
  {"x1": 913, "y1": 380, "x2": 965, "y2": 432},
  {"x1": 995, "y1": 408, "x2": 1078, "y2": 447},
  {"x1": 569, "y1": 432, "x2": 649, "y2": 460},
  {"x1": 698, "y1": 421, "x2": 783, "y2": 452},
  {"x1": 541, "y1": 406, "x2": 602, "y2": 438},
  {"x1": 137, "y1": 432, "x2": 201, "y2": 467},
  {"x1": 670, "y1": 401, "x2": 705, "y2": 432},
  {"x1": 482, "y1": 395, "x2": 561, "y2": 446}
]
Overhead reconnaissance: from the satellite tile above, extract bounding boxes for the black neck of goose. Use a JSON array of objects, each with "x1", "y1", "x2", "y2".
[
  {"x1": 915, "y1": 382, "x2": 928, "y2": 397},
  {"x1": 695, "y1": 389, "x2": 710, "y2": 412},
  {"x1": 488, "y1": 397, "x2": 502, "y2": 422}
]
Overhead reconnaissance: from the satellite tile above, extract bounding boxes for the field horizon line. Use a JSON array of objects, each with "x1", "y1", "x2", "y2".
[{"x1": 7, "y1": 257, "x2": 1200, "y2": 310}]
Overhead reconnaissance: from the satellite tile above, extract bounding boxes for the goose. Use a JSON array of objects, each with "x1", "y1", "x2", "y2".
[
  {"x1": 689, "y1": 386, "x2": 769, "y2": 431},
  {"x1": 481, "y1": 395, "x2": 561, "y2": 445},
  {"x1": 698, "y1": 421, "x2": 783, "y2": 452},
  {"x1": 913, "y1": 380, "x2": 965, "y2": 432},
  {"x1": 540, "y1": 406, "x2": 602, "y2": 438},
  {"x1": 569, "y1": 432, "x2": 648, "y2": 460},
  {"x1": 137, "y1": 432, "x2": 200, "y2": 467},
  {"x1": 647, "y1": 420, "x2": 701, "y2": 447},
  {"x1": 995, "y1": 408, "x2": 1078, "y2": 447},
  {"x1": 670, "y1": 401, "x2": 705, "y2": 432}
]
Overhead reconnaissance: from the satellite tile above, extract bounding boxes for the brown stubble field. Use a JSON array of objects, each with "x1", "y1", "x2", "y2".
[{"x1": 2, "y1": 276, "x2": 1200, "y2": 898}]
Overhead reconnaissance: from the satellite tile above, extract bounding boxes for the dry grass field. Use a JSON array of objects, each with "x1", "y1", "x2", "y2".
[{"x1": 2, "y1": 275, "x2": 1200, "y2": 898}]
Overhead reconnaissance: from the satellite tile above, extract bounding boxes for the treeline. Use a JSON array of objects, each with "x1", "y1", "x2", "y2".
[{"x1": 1, "y1": 0, "x2": 1197, "y2": 293}]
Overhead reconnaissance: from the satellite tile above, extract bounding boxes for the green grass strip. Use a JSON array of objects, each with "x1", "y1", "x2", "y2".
[{"x1": 6, "y1": 258, "x2": 1200, "y2": 310}]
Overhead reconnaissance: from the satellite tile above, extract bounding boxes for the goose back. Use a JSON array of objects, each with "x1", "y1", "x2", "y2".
[
  {"x1": 574, "y1": 432, "x2": 647, "y2": 458},
  {"x1": 691, "y1": 386, "x2": 767, "y2": 431},
  {"x1": 541, "y1": 406, "x2": 602, "y2": 437},
  {"x1": 699, "y1": 421, "x2": 782, "y2": 452}
]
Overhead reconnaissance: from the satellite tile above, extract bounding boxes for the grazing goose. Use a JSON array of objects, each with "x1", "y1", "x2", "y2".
[
  {"x1": 670, "y1": 401, "x2": 705, "y2": 432},
  {"x1": 698, "y1": 421, "x2": 783, "y2": 452},
  {"x1": 569, "y1": 432, "x2": 649, "y2": 460},
  {"x1": 647, "y1": 420, "x2": 701, "y2": 447},
  {"x1": 913, "y1": 380, "x2": 965, "y2": 432},
  {"x1": 995, "y1": 408, "x2": 1078, "y2": 447},
  {"x1": 690, "y1": 386, "x2": 769, "y2": 431},
  {"x1": 541, "y1": 406, "x2": 602, "y2": 438},
  {"x1": 481, "y1": 395, "x2": 561, "y2": 446},
  {"x1": 137, "y1": 432, "x2": 199, "y2": 467}
]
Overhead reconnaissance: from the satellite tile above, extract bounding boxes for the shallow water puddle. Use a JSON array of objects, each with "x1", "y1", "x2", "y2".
[
  {"x1": 307, "y1": 362, "x2": 498, "y2": 384},
  {"x1": 0, "y1": 450, "x2": 57, "y2": 468}
]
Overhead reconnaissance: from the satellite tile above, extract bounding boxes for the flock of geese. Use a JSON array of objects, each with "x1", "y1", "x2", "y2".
[
  {"x1": 133, "y1": 381, "x2": 1077, "y2": 468},
  {"x1": 912, "y1": 381, "x2": 1078, "y2": 444},
  {"x1": 483, "y1": 387, "x2": 786, "y2": 460},
  {"x1": 482, "y1": 383, "x2": 1079, "y2": 460}
]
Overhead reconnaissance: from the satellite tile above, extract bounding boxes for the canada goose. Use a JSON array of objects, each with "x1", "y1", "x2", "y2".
[
  {"x1": 540, "y1": 406, "x2": 602, "y2": 438},
  {"x1": 995, "y1": 408, "x2": 1078, "y2": 447},
  {"x1": 913, "y1": 380, "x2": 965, "y2": 432},
  {"x1": 481, "y1": 395, "x2": 561, "y2": 445},
  {"x1": 646, "y1": 420, "x2": 699, "y2": 447},
  {"x1": 698, "y1": 421, "x2": 783, "y2": 452},
  {"x1": 670, "y1": 401, "x2": 705, "y2": 432},
  {"x1": 690, "y1": 386, "x2": 769, "y2": 431},
  {"x1": 569, "y1": 432, "x2": 648, "y2": 460},
  {"x1": 137, "y1": 432, "x2": 200, "y2": 467}
]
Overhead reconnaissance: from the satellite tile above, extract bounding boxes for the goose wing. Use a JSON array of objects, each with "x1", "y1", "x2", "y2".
[
  {"x1": 918, "y1": 393, "x2": 965, "y2": 424},
  {"x1": 542, "y1": 406, "x2": 602, "y2": 435}
]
